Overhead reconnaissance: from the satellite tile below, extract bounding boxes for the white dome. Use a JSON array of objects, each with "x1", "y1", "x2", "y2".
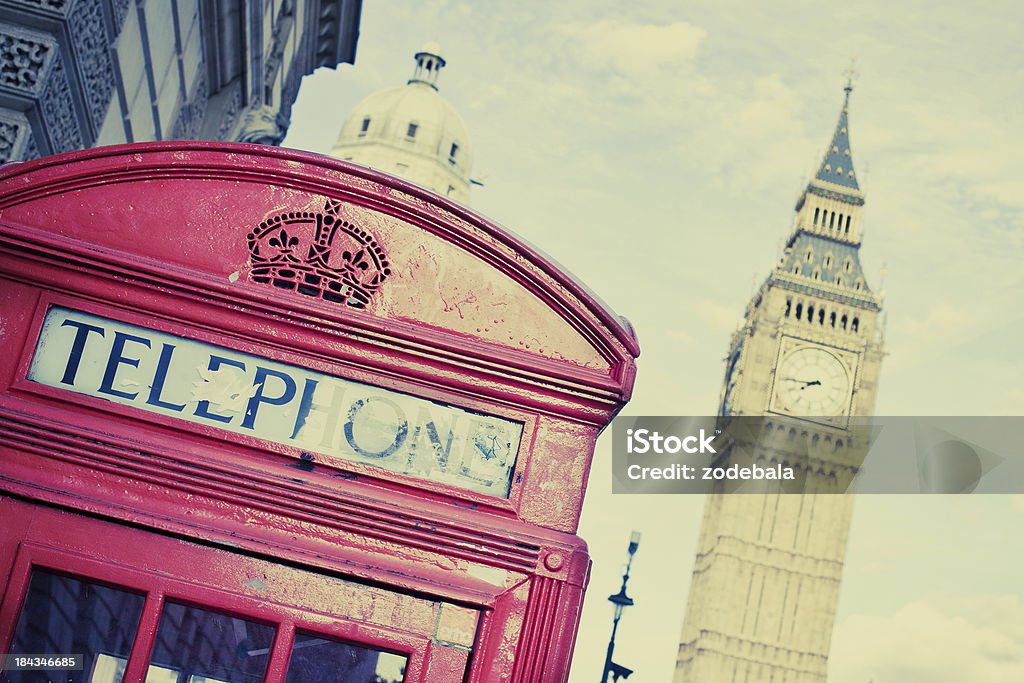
[
  {"x1": 328, "y1": 45, "x2": 474, "y2": 202},
  {"x1": 337, "y1": 83, "x2": 473, "y2": 173}
]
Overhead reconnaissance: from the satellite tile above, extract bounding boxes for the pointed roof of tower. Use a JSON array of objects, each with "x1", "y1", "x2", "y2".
[{"x1": 812, "y1": 80, "x2": 859, "y2": 191}]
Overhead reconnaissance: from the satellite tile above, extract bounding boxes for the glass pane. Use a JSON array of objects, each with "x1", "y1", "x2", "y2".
[
  {"x1": 283, "y1": 633, "x2": 406, "y2": 683},
  {"x1": 87, "y1": 654, "x2": 180, "y2": 683},
  {"x1": 4, "y1": 570, "x2": 145, "y2": 683},
  {"x1": 146, "y1": 603, "x2": 275, "y2": 683}
]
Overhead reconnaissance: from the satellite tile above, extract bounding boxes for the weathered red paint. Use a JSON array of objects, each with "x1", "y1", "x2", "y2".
[{"x1": 0, "y1": 142, "x2": 639, "y2": 682}]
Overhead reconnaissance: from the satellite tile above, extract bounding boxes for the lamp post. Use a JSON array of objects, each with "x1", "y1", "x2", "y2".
[{"x1": 601, "y1": 531, "x2": 641, "y2": 683}]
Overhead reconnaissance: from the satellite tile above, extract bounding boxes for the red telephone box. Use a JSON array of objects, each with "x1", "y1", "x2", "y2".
[{"x1": 0, "y1": 143, "x2": 639, "y2": 682}]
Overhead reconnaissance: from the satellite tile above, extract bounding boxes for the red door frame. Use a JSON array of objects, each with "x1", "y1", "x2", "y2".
[{"x1": 0, "y1": 498, "x2": 441, "y2": 682}]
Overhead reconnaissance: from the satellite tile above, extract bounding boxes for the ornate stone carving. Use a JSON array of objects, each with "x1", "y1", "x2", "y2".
[
  {"x1": 0, "y1": 110, "x2": 36, "y2": 163},
  {"x1": 6, "y1": 0, "x2": 70, "y2": 13},
  {"x1": 234, "y1": 102, "x2": 286, "y2": 146},
  {"x1": 172, "y1": 72, "x2": 208, "y2": 140},
  {"x1": 110, "y1": 0, "x2": 131, "y2": 34},
  {"x1": 40, "y1": 54, "x2": 82, "y2": 153},
  {"x1": 67, "y1": 0, "x2": 115, "y2": 132},
  {"x1": 0, "y1": 120, "x2": 19, "y2": 162},
  {"x1": 0, "y1": 26, "x2": 55, "y2": 94},
  {"x1": 215, "y1": 82, "x2": 244, "y2": 140}
]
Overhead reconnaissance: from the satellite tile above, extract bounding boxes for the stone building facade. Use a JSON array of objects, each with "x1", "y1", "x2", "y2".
[{"x1": 0, "y1": 0, "x2": 361, "y2": 162}]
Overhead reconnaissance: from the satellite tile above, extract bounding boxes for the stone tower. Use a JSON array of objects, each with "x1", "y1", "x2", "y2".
[
  {"x1": 674, "y1": 82, "x2": 885, "y2": 683},
  {"x1": 328, "y1": 43, "x2": 475, "y2": 202}
]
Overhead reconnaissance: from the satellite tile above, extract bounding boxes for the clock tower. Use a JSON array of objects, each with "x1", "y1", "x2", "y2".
[{"x1": 674, "y1": 82, "x2": 884, "y2": 682}]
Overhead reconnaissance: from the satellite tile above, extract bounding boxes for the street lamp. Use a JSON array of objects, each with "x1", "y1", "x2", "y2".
[{"x1": 601, "y1": 531, "x2": 641, "y2": 683}]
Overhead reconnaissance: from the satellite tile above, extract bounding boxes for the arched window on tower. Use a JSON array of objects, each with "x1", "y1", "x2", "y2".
[
  {"x1": 808, "y1": 305, "x2": 815, "y2": 322},
  {"x1": 818, "y1": 308, "x2": 825, "y2": 325},
  {"x1": 837, "y1": 213, "x2": 844, "y2": 232},
  {"x1": 796, "y1": 303, "x2": 803, "y2": 320},
  {"x1": 829, "y1": 212, "x2": 836, "y2": 230},
  {"x1": 814, "y1": 207, "x2": 820, "y2": 226},
  {"x1": 846, "y1": 215, "x2": 852, "y2": 234},
  {"x1": 785, "y1": 299, "x2": 792, "y2": 317},
  {"x1": 830, "y1": 311, "x2": 836, "y2": 328},
  {"x1": 359, "y1": 117, "x2": 371, "y2": 136},
  {"x1": 841, "y1": 314, "x2": 848, "y2": 330},
  {"x1": 852, "y1": 317, "x2": 860, "y2": 333}
]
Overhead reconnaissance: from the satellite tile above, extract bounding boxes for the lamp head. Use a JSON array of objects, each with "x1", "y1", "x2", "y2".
[{"x1": 628, "y1": 531, "x2": 642, "y2": 555}]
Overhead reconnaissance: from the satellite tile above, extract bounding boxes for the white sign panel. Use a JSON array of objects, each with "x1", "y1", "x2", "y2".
[{"x1": 28, "y1": 307, "x2": 522, "y2": 498}]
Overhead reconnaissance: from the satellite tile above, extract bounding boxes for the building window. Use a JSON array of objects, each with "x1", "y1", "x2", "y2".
[
  {"x1": 407, "y1": 122, "x2": 418, "y2": 138},
  {"x1": 449, "y1": 142, "x2": 459, "y2": 163},
  {"x1": 359, "y1": 117, "x2": 371, "y2": 135}
]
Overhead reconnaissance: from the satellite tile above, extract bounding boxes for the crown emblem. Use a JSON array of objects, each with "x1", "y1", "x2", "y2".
[{"x1": 246, "y1": 199, "x2": 391, "y2": 308}]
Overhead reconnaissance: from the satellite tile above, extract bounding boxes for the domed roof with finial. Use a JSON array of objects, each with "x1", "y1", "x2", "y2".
[{"x1": 328, "y1": 43, "x2": 474, "y2": 202}]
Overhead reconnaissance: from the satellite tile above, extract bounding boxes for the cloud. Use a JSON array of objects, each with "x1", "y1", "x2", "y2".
[
  {"x1": 830, "y1": 596, "x2": 1024, "y2": 683},
  {"x1": 894, "y1": 303, "x2": 969, "y2": 339},
  {"x1": 559, "y1": 20, "x2": 708, "y2": 77},
  {"x1": 692, "y1": 299, "x2": 742, "y2": 334},
  {"x1": 665, "y1": 328, "x2": 694, "y2": 344}
]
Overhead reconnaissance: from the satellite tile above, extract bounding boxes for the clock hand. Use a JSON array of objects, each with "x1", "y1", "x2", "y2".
[{"x1": 799, "y1": 380, "x2": 822, "y2": 390}]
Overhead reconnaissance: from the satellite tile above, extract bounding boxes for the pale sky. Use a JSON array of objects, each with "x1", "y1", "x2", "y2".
[{"x1": 283, "y1": 1, "x2": 1024, "y2": 680}]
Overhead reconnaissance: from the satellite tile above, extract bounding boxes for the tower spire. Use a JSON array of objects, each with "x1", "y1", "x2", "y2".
[
  {"x1": 843, "y1": 58, "x2": 857, "y2": 106},
  {"x1": 813, "y1": 69, "x2": 860, "y2": 192}
]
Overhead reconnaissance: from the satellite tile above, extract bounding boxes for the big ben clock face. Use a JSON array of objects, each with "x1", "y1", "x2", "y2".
[{"x1": 772, "y1": 345, "x2": 852, "y2": 416}]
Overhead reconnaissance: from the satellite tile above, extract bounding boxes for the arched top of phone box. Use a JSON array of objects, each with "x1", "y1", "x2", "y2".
[{"x1": 0, "y1": 142, "x2": 639, "y2": 417}]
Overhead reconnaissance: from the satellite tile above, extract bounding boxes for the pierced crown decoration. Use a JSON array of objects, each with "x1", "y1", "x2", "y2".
[{"x1": 247, "y1": 199, "x2": 390, "y2": 309}]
